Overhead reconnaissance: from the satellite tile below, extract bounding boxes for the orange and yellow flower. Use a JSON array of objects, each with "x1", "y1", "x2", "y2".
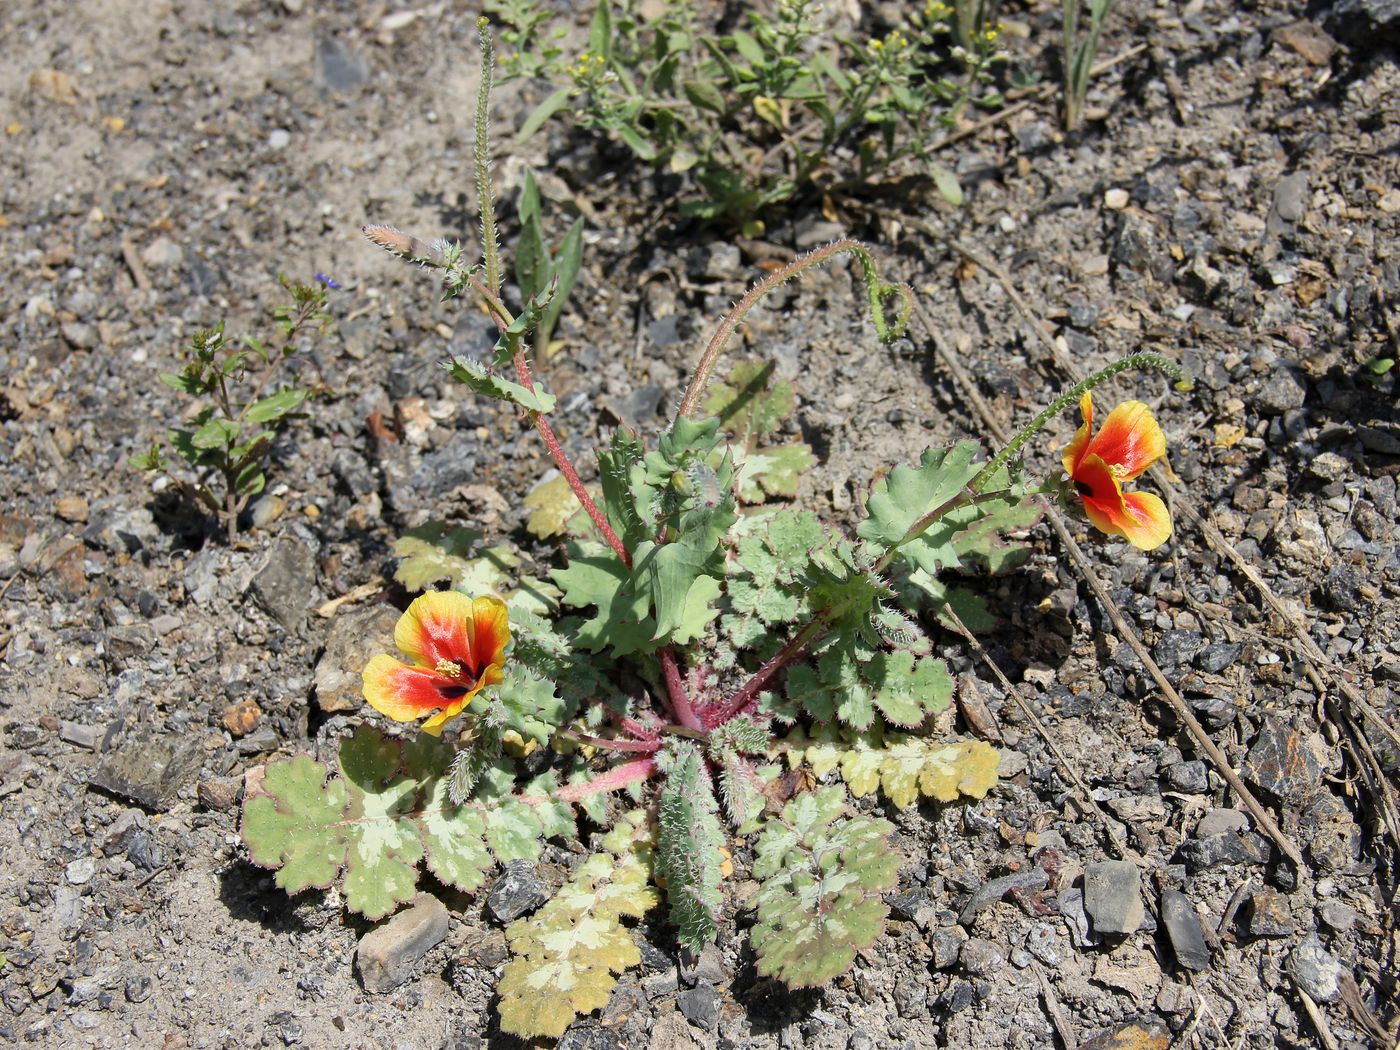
[
  {"x1": 362, "y1": 592, "x2": 510, "y2": 736},
  {"x1": 1062, "y1": 394, "x2": 1172, "y2": 551}
]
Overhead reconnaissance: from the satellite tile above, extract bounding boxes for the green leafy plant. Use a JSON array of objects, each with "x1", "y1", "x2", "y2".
[
  {"x1": 130, "y1": 276, "x2": 331, "y2": 542},
  {"x1": 1062, "y1": 0, "x2": 1115, "y2": 130},
  {"x1": 240, "y1": 23, "x2": 1190, "y2": 1039},
  {"x1": 494, "y1": 0, "x2": 1005, "y2": 226}
]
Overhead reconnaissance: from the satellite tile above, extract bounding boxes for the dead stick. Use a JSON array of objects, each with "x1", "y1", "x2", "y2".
[
  {"x1": 121, "y1": 232, "x2": 152, "y2": 292},
  {"x1": 1293, "y1": 979, "x2": 1341, "y2": 1050}
]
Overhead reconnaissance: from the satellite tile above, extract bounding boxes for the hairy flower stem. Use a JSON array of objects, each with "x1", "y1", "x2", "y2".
[
  {"x1": 474, "y1": 18, "x2": 503, "y2": 298},
  {"x1": 674, "y1": 238, "x2": 913, "y2": 421},
  {"x1": 468, "y1": 272, "x2": 634, "y2": 568},
  {"x1": 968, "y1": 352, "x2": 1189, "y2": 495},
  {"x1": 702, "y1": 615, "x2": 830, "y2": 728}
]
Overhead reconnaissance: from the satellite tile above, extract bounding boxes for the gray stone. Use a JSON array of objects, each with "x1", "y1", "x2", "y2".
[
  {"x1": 957, "y1": 868, "x2": 1048, "y2": 925},
  {"x1": 1327, "y1": 0, "x2": 1400, "y2": 39},
  {"x1": 676, "y1": 985, "x2": 719, "y2": 1031},
  {"x1": 107, "y1": 624, "x2": 155, "y2": 659},
  {"x1": 1114, "y1": 216, "x2": 1157, "y2": 271},
  {"x1": 250, "y1": 538, "x2": 317, "y2": 630},
  {"x1": 1176, "y1": 830, "x2": 1272, "y2": 871},
  {"x1": 141, "y1": 236, "x2": 182, "y2": 268},
  {"x1": 1024, "y1": 923, "x2": 1063, "y2": 966},
  {"x1": 1058, "y1": 886, "x2": 1093, "y2": 947},
  {"x1": 315, "y1": 35, "x2": 369, "y2": 93},
  {"x1": 557, "y1": 1024, "x2": 623, "y2": 1050},
  {"x1": 124, "y1": 976, "x2": 153, "y2": 1004},
  {"x1": 90, "y1": 733, "x2": 203, "y2": 810},
  {"x1": 1287, "y1": 933, "x2": 1342, "y2": 1003},
  {"x1": 1160, "y1": 889, "x2": 1210, "y2": 972},
  {"x1": 235, "y1": 725, "x2": 281, "y2": 755},
  {"x1": 314, "y1": 604, "x2": 400, "y2": 713},
  {"x1": 83, "y1": 507, "x2": 159, "y2": 555},
  {"x1": 1152, "y1": 630, "x2": 1204, "y2": 670},
  {"x1": 680, "y1": 943, "x2": 728, "y2": 986},
  {"x1": 485, "y1": 861, "x2": 548, "y2": 925},
  {"x1": 65, "y1": 857, "x2": 97, "y2": 886},
  {"x1": 1317, "y1": 901, "x2": 1357, "y2": 932},
  {"x1": 1243, "y1": 718, "x2": 1327, "y2": 801},
  {"x1": 1195, "y1": 642, "x2": 1241, "y2": 672},
  {"x1": 61, "y1": 321, "x2": 97, "y2": 350},
  {"x1": 1252, "y1": 368, "x2": 1307, "y2": 415},
  {"x1": 929, "y1": 925, "x2": 969, "y2": 969},
  {"x1": 1273, "y1": 172, "x2": 1310, "y2": 223},
  {"x1": 1197, "y1": 808, "x2": 1249, "y2": 838},
  {"x1": 58, "y1": 722, "x2": 102, "y2": 750},
  {"x1": 958, "y1": 937, "x2": 1005, "y2": 976},
  {"x1": 1162, "y1": 760, "x2": 1209, "y2": 794},
  {"x1": 356, "y1": 894, "x2": 450, "y2": 993},
  {"x1": 605, "y1": 382, "x2": 665, "y2": 427},
  {"x1": 1083, "y1": 861, "x2": 1144, "y2": 936},
  {"x1": 688, "y1": 242, "x2": 741, "y2": 280},
  {"x1": 892, "y1": 973, "x2": 928, "y2": 1017}
]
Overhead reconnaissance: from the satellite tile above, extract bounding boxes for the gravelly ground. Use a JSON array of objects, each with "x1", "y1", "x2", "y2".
[{"x1": 0, "y1": 1, "x2": 1397, "y2": 1048}]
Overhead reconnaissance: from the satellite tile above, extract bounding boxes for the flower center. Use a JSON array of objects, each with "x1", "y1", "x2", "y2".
[
  {"x1": 435, "y1": 659, "x2": 464, "y2": 679},
  {"x1": 1075, "y1": 480, "x2": 1094, "y2": 497}
]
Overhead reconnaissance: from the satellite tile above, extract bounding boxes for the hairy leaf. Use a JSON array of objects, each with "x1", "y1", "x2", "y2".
[
  {"x1": 734, "y1": 443, "x2": 816, "y2": 502},
  {"x1": 392, "y1": 524, "x2": 482, "y2": 591},
  {"x1": 241, "y1": 725, "x2": 574, "y2": 920},
  {"x1": 497, "y1": 811, "x2": 659, "y2": 1038},
  {"x1": 704, "y1": 360, "x2": 793, "y2": 444},
  {"x1": 856, "y1": 442, "x2": 983, "y2": 549},
  {"x1": 656, "y1": 743, "x2": 727, "y2": 953},
  {"x1": 750, "y1": 785, "x2": 898, "y2": 987},
  {"x1": 554, "y1": 550, "x2": 655, "y2": 655},
  {"x1": 524, "y1": 474, "x2": 585, "y2": 539},
  {"x1": 447, "y1": 356, "x2": 557, "y2": 413},
  {"x1": 783, "y1": 728, "x2": 1000, "y2": 810}
]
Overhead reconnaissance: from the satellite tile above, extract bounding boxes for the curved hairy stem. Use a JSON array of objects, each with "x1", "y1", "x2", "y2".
[
  {"x1": 969, "y1": 352, "x2": 1190, "y2": 495},
  {"x1": 675, "y1": 238, "x2": 913, "y2": 421}
]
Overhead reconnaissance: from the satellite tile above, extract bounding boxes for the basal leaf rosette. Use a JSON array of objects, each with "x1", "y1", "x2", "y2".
[{"x1": 363, "y1": 592, "x2": 510, "y2": 736}]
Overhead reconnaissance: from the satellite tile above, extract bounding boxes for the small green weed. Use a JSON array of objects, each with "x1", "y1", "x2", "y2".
[{"x1": 130, "y1": 276, "x2": 332, "y2": 543}]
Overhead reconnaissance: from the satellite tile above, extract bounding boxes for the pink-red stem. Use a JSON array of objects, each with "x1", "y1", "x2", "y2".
[
  {"x1": 701, "y1": 617, "x2": 827, "y2": 728},
  {"x1": 556, "y1": 756, "x2": 657, "y2": 802}
]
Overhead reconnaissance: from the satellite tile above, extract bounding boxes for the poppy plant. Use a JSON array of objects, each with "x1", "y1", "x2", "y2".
[
  {"x1": 1062, "y1": 393, "x2": 1172, "y2": 551},
  {"x1": 363, "y1": 592, "x2": 510, "y2": 736}
]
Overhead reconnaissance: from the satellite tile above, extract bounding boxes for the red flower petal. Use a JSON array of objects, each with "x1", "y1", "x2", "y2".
[
  {"x1": 1082, "y1": 400, "x2": 1165, "y2": 481},
  {"x1": 394, "y1": 591, "x2": 477, "y2": 670},
  {"x1": 363, "y1": 654, "x2": 472, "y2": 723},
  {"x1": 1062, "y1": 393, "x2": 1095, "y2": 478},
  {"x1": 1074, "y1": 454, "x2": 1172, "y2": 550}
]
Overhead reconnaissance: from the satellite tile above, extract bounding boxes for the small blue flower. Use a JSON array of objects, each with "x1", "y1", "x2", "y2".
[{"x1": 315, "y1": 273, "x2": 341, "y2": 289}]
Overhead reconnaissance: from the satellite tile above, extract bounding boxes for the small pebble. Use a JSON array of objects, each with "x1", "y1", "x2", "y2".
[
  {"x1": 268, "y1": 128, "x2": 291, "y2": 149},
  {"x1": 66, "y1": 857, "x2": 97, "y2": 885},
  {"x1": 55, "y1": 496, "x2": 90, "y2": 523},
  {"x1": 1104, "y1": 188, "x2": 1130, "y2": 209}
]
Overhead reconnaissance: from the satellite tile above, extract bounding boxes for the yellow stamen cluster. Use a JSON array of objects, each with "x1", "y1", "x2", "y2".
[
  {"x1": 869, "y1": 30, "x2": 909, "y2": 57},
  {"x1": 435, "y1": 658, "x2": 463, "y2": 679},
  {"x1": 570, "y1": 52, "x2": 608, "y2": 80}
]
